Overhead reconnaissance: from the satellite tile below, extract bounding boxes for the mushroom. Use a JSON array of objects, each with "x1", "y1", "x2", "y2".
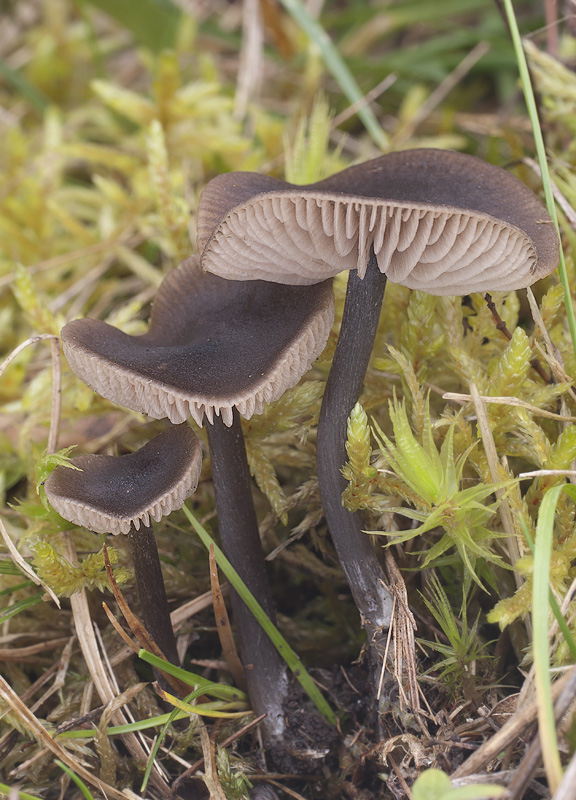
[
  {"x1": 44, "y1": 425, "x2": 202, "y2": 666},
  {"x1": 197, "y1": 148, "x2": 560, "y2": 676},
  {"x1": 59, "y1": 256, "x2": 335, "y2": 756},
  {"x1": 198, "y1": 149, "x2": 558, "y2": 292}
]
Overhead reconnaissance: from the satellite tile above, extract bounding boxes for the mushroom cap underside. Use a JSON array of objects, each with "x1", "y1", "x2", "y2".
[
  {"x1": 198, "y1": 149, "x2": 559, "y2": 294},
  {"x1": 44, "y1": 425, "x2": 202, "y2": 535},
  {"x1": 62, "y1": 257, "x2": 335, "y2": 426}
]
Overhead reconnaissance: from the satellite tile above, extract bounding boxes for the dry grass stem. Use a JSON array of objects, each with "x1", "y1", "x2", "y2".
[
  {"x1": 384, "y1": 551, "x2": 421, "y2": 717},
  {"x1": 62, "y1": 534, "x2": 171, "y2": 795},
  {"x1": 453, "y1": 665, "x2": 576, "y2": 778},
  {"x1": 520, "y1": 469, "x2": 576, "y2": 478},
  {"x1": 209, "y1": 544, "x2": 246, "y2": 689},
  {"x1": 173, "y1": 713, "x2": 266, "y2": 791},
  {"x1": 388, "y1": 752, "x2": 414, "y2": 799},
  {"x1": 46, "y1": 335, "x2": 61, "y2": 456},
  {"x1": 553, "y1": 746, "x2": 576, "y2": 800},
  {"x1": 0, "y1": 636, "x2": 70, "y2": 661},
  {"x1": 198, "y1": 721, "x2": 228, "y2": 800},
  {"x1": 29, "y1": 636, "x2": 74, "y2": 713},
  {"x1": 102, "y1": 601, "x2": 141, "y2": 654},
  {"x1": 523, "y1": 155, "x2": 576, "y2": 228},
  {"x1": 444, "y1": 391, "x2": 576, "y2": 422},
  {"x1": 468, "y1": 383, "x2": 520, "y2": 583},
  {"x1": 393, "y1": 41, "x2": 490, "y2": 144},
  {"x1": 377, "y1": 595, "x2": 395, "y2": 702},
  {"x1": 102, "y1": 543, "x2": 165, "y2": 656},
  {"x1": 102, "y1": 544, "x2": 190, "y2": 696},
  {"x1": 0, "y1": 674, "x2": 129, "y2": 800},
  {"x1": 170, "y1": 588, "x2": 221, "y2": 629},
  {"x1": 331, "y1": 74, "x2": 398, "y2": 130},
  {"x1": 527, "y1": 286, "x2": 560, "y2": 368},
  {"x1": 234, "y1": 0, "x2": 264, "y2": 121}
]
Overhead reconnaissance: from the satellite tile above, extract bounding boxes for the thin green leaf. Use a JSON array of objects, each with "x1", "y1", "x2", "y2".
[
  {"x1": 162, "y1": 692, "x2": 248, "y2": 718},
  {"x1": 56, "y1": 711, "x2": 189, "y2": 739},
  {"x1": 0, "y1": 59, "x2": 49, "y2": 112},
  {"x1": 140, "y1": 705, "x2": 181, "y2": 794},
  {"x1": 138, "y1": 650, "x2": 247, "y2": 701},
  {"x1": 276, "y1": 0, "x2": 387, "y2": 149},
  {"x1": 520, "y1": 515, "x2": 576, "y2": 661},
  {"x1": 0, "y1": 560, "x2": 25, "y2": 576},
  {"x1": 0, "y1": 594, "x2": 44, "y2": 624},
  {"x1": 182, "y1": 503, "x2": 337, "y2": 725},
  {"x1": 0, "y1": 783, "x2": 44, "y2": 800},
  {"x1": 532, "y1": 482, "x2": 571, "y2": 791},
  {"x1": 54, "y1": 761, "x2": 95, "y2": 800},
  {"x1": 501, "y1": 0, "x2": 576, "y2": 359},
  {"x1": 0, "y1": 581, "x2": 34, "y2": 598}
]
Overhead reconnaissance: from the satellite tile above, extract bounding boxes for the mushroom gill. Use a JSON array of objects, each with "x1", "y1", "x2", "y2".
[
  {"x1": 198, "y1": 149, "x2": 559, "y2": 293},
  {"x1": 44, "y1": 425, "x2": 202, "y2": 535},
  {"x1": 61, "y1": 257, "x2": 334, "y2": 427}
]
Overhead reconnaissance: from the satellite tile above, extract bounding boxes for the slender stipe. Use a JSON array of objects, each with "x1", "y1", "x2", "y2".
[
  {"x1": 128, "y1": 522, "x2": 180, "y2": 666},
  {"x1": 316, "y1": 251, "x2": 393, "y2": 675},
  {"x1": 206, "y1": 409, "x2": 289, "y2": 746}
]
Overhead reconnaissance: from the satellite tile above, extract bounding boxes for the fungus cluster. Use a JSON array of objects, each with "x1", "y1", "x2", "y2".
[
  {"x1": 48, "y1": 148, "x2": 559, "y2": 764},
  {"x1": 197, "y1": 148, "x2": 559, "y2": 676},
  {"x1": 51, "y1": 255, "x2": 335, "y2": 758}
]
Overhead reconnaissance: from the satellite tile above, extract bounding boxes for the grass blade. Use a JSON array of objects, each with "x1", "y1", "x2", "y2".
[
  {"x1": 0, "y1": 594, "x2": 43, "y2": 624},
  {"x1": 520, "y1": 516, "x2": 576, "y2": 661},
  {"x1": 0, "y1": 784, "x2": 44, "y2": 800},
  {"x1": 182, "y1": 503, "x2": 337, "y2": 724},
  {"x1": 0, "y1": 560, "x2": 27, "y2": 576},
  {"x1": 532, "y1": 483, "x2": 576, "y2": 791},
  {"x1": 501, "y1": 0, "x2": 576, "y2": 359},
  {"x1": 277, "y1": 0, "x2": 388, "y2": 150},
  {"x1": 54, "y1": 761, "x2": 95, "y2": 800},
  {"x1": 56, "y1": 710, "x2": 189, "y2": 738},
  {"x1": 138, "y1": 650, "x2": 247, "y2": 700},
  {"x1": 0, "y1": 59, "x2": 49, "y2": 112},
  {"x1": 161, "y1": 692, "x2": 248, "y2": 718}
]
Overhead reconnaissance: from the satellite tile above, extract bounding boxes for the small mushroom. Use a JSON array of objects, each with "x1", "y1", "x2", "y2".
[
  {"x1": 198, "y1": 149, "x2": 558, "y2": 292},
  {"x1": 59, "y1": 256, "x2": 335, "y2": 755},
  {"x1": 197, "y1": 149, "x2": 560, "y2": 680},
  {"x1": 44, "y1": 425, "x2": 202, "y2": 666},
  {"x1": 62, "y1": 256, "x2": 333, "y2": 427}
]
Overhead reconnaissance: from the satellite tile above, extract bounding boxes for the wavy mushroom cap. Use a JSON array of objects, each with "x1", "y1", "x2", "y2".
[
  {"x1": 198, "y1": 149, "x2": 559, "y2": 295},
  {"x1": 62, "y1": 257, "x2": 335, "y2": 426},
  {"x1": 44, "y1": 426, "x2": 202, "y2": 535}
]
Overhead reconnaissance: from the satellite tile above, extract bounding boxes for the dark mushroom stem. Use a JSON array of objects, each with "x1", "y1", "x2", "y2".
[
  {"x1": 127, "y1": 522, "x2": 180, "y2": 666},
  {"x1": 205, "y1": 408, "x2": 288, "y2": 743},
  {"x1": 317, "y1": 249, "x2": 393, "y2": 676}
]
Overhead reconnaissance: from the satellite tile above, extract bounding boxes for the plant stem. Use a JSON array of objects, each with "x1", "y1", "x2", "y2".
[
  {"x1": 128, "y1": 523, "x2": 180, "y2": 666},
  {"x1": 316, "y1": 251, "x2": 393, "y2": 672},
  {"x1": 276, "y1": 0, "x2": 388, "y2": 150},
  {"x1": 502, "y1": 0, "x2": 576, "y2": 359},
  {"x1": 206, "y1": 410, "x2": 289, "y2": 746}
]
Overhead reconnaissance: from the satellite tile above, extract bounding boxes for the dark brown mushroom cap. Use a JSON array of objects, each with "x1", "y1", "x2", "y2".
[
  {"x1": 44, "y1": 426, "x2": 202, "y2": 535},
  {"x1": 198, "y1": 149, "x2": 559, "y2": 295},
  {"x1": 61, "y1": 257, "x2": 334, "y2": 426}
]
